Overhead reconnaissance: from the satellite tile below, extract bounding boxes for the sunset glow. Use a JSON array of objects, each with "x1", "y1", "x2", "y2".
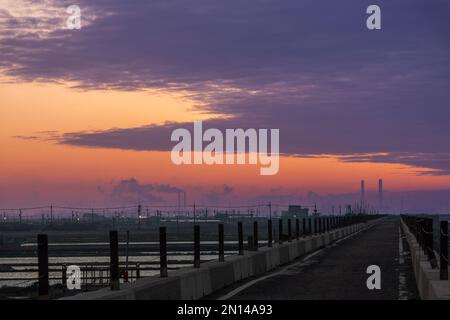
[{"x1": 1, "y1": 0, "x2": 450, "y2": 212}]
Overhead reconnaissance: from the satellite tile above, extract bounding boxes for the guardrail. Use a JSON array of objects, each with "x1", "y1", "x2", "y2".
[
  {"x1": 400, "y1": 215, "x2": 448, "y2": 280},
  {"x1": 32, "y1": 214, "x2": 382, "y2": 298}
]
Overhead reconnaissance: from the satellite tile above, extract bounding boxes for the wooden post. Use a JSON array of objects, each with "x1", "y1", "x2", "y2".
[
  {"x1": 218, "y1": 224, "x2": 225, "y2": 262},
  {"x1": 125, "y1": 230, "x2": 130, "y2": 280},
  {"x1": 238, "y1": 222, "x2": 244, "y2": 255},
  {"x1": 440, "y1": 221, "x2": 448, "y2": 280},
  {"x1": 136, "y1": 263, "x2": 141, "y2": 280},
  {"x1": 253, "y1": 221, "x2": 258, "y2": 250},
  {"x1": 268, "y1": 219, "x2": 273, "y2": 247},
  {"x1": 279, "y1": 219, "x2": 283, "y2": 244},
  {"x1": 160, "y1": 226, "x2": 168, "y2": 277},
  {"x1": 109, "y1": 230, "x2": 120, "y2": 290},
  {"x1": 194, "y1": 225, "x2": 200, "y2": 268},
  {"x1": 61, "y1": 264, "x2": 67, "y2": 292},
  {"x1": 37, "y1": 234, "x2": 49, "y2": 298},
  {"x1": 425, "y1": 219, "x2": 435, "y2": 267},
  {"x1": 288, "y1": 219, "x2": 292, "y2": 242}
]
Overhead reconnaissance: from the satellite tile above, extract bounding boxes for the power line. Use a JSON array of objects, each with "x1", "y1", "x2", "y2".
[{"x1": 0, "y1": 203, "x2": 317, "y2": 212}]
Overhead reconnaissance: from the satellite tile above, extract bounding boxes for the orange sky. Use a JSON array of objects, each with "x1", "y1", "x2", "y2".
[{"x1": 1, "y1": 81, "x2": 450, "y2": 208}]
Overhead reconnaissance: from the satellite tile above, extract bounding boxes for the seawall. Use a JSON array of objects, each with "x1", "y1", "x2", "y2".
[
  {"x1": 64, "y1": 221, "x2": 379, "y2": 300},
  {"x1": 400, "y1": 218, "x2": 450, "y2": 300}
]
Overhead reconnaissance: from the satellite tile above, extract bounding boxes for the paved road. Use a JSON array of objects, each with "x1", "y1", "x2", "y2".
[{"x1": 210, "y1": 217, "x2": 419, "y2": 300}]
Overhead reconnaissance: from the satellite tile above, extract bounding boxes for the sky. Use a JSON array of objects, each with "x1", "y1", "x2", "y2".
[{"x1": 0, "y1": 0, "x2": 450, "y2": 212}]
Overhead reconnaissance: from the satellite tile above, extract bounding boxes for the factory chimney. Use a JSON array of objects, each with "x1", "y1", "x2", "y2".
[
  {"x1": 378, "y1": 178, "x2": 383, "y2": 210},
  {"x1": 360, "y1": 179, "x2": 365, "y2": 204}
]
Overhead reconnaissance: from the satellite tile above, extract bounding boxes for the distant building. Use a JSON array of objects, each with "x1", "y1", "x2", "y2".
[
  {"x1": 214, "y1": 210, "x2": 254, "y2": 221},
  {"x1": 281, "y1": 205, "x2": 309, "y2": 219}
]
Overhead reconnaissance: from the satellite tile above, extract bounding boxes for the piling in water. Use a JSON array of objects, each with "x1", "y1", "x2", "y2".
[
  {"x1": 253, "y1": 221, "x2": 258, "y2": 250},
  {"x1": 238, "y1": 221, "x2": 244, "y2": 255},
  {"x1": 109, "y1": 230, "x2": 120, "y2": 290},
  {"x1": 160, "y1": 226, "x2": 168, "y2": 277},
  {"x1": 38, "y1": 234, "x2": 49, "y2": 297},
  {"x1": 440, "y1": 221, "x2": 448, "y2": 280},
  {"x1": 194, "y1": 225, "x2": 200, "y2": 268}
]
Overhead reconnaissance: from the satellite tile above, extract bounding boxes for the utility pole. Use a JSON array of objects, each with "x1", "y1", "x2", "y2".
[
  {"x1": 138, "y1": 204, "x2": 142, "y2": 229},
  {"x1": 125, "y1": 230, "x2": 130, "y2": 275},
  {"x1": 193, "y1": 203, "x2": 196, "y2": 224},
  {"x1": 269, "y1": 202, "x2": 272, "y2": 220}
]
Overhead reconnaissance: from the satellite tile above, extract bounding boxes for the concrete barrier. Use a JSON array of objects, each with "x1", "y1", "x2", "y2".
[
  {"x1": 63, "y1": 221, "x2": 377, "y2": 300},
  {"x1": 400, "y1": 219, "x2": 450, "y2": 300}
]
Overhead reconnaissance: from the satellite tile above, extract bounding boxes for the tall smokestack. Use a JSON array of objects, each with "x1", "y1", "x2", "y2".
[
  {"x1": 378, "y1": 178, "x2": 383, "y2": 209},
  {"x1": 360, "y1": 179, "x2": 365, "y2": 204}
]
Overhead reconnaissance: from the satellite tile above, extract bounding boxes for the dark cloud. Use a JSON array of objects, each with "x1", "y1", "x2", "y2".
[
  {"x1": 203, "y1": 184, "x2": 235, "y2": 204},
  {"x1": 111, "y1": 178, "x2": 183, "y2": 203},
  {"x1": 13, "y1": 135, "x2": 39, "y2": 140},
  {"x1": 56, "y1": 119, "x2": 450, "y2": 174},
  {"x1": 2, "y1": 0, "x2": 450, "y2": 173},
  {"x1": 335, "y1": 153, "x2": 450, "y2": 176},
  {"x1": 222, "y1": 184, "x2": 233, "y2": 195},
  {"x1": 155, "y1": 184, "x2": 183, "y2": 194}
]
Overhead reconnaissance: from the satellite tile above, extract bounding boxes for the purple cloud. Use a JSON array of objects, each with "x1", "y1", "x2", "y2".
[
  {"x1": 2, "y1": 0, "x2": 450, "y2": 173},
  {"x1": 111, "y1": 178, "x2": 184, "y2": 204}
]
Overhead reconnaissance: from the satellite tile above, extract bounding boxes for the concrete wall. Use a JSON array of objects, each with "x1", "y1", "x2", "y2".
[
  {"x1": 63, "y1": 222, "x2": 372, "y2": 300},
  {"x1": 400, "y1": 219, "x2": 450, "y2": 300}
]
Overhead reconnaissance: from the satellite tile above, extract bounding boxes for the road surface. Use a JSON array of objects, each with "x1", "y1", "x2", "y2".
[{"x1": 208, "y1": 217, "x2": 419, "y2": 300}]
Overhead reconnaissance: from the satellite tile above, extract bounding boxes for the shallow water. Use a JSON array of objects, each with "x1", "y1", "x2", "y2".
[{"x1": 0, "y1": 252, "x2": 235, "y2": 288}]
